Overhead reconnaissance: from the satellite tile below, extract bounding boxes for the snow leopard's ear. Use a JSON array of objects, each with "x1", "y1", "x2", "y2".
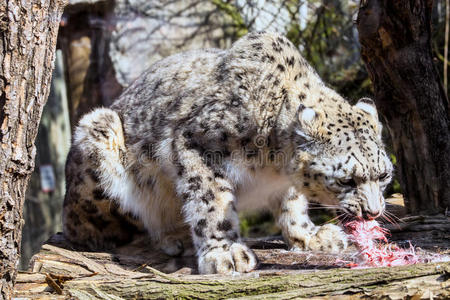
[
  {"x1": 295, "y1": 104, "x2": 322, "y2": 143},
  {"x1": 355, "y1": 98, "x2": 383, "y2": 138},
  {"x1": 355, "y1": 98, "x2": 378, "y2": 119}
]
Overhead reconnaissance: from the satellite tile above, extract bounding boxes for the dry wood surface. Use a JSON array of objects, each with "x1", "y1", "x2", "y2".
[{"x1": 13, "y1": 215, "x2": 450, "y2": 299}]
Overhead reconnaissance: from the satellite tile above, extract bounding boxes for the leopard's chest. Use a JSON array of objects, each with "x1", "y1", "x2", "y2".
[{"x1": 223, "y1": 160, "x2": 292, "y2": 212}]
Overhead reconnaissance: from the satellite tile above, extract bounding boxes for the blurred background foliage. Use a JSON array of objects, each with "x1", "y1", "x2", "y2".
[{"x1": 21, "y1": 0, "x2": 449, "y2": 268}]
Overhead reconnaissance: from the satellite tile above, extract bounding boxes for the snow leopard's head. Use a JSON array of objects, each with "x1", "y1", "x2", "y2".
[{"x1": 291, "y1": 98, "x2": 393, "y2": 220}]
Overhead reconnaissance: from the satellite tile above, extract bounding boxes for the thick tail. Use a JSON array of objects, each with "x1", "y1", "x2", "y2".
[{"x1": 63, "y1": 108, "x2": 143, "y2": 250}]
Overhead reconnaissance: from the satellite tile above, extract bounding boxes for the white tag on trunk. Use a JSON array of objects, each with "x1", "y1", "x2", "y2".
[{"x1": 40, "y1": 164, "x2": 55, "y2": 193}]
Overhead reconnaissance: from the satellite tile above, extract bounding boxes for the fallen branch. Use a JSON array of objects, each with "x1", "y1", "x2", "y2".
[{"x1": 14, "y1": 226, "x2": 450, "y2": 299}]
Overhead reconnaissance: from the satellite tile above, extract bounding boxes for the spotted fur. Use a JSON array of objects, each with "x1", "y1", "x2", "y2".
[{"x1": 63, "y1": 32, "x2": 393, "y2": 274}]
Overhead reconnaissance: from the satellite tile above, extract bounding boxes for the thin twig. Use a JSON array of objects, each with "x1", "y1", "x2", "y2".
[{"x1": 45, "y1": 273, "x2": 63, "y2": 295}]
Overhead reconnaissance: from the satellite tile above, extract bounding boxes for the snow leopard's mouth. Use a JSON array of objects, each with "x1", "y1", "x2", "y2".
[{"x1": 339, "y1": 200, "x2": 384, "y2": 221}]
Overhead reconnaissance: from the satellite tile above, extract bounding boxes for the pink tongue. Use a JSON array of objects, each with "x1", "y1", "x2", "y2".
[{"x1": 344, "y1": 220, "x2": 419, "y2": 267}]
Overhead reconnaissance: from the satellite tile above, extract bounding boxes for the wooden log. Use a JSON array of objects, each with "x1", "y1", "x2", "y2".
[
  {"x1": 13, "y1": 229, "x2": 450, "y2": 299},
  {"x1": 60, "y1": 263, "x2": 450, "y2": 299}
]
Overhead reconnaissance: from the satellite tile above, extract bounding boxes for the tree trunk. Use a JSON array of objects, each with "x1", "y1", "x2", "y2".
[
  {"x1": 0, "y1": 1, "x2": 66, "y2": 298},
  {"x1": 357, "y1": 0, "x2": 450, "y2": 214}
]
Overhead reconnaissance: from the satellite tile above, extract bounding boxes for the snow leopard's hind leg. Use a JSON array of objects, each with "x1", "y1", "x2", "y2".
[{"x1": 63, "y1": 108, "x2": 144, "y2": 250}]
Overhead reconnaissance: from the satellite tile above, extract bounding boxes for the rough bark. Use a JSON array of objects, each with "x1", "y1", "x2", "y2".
[
  {"x1": 356, "y1": 0, "x2": 450, "y2": 214},
  {"x1": 13, "y1": 233, "x2": 450, "y2": 299},
  {"x1": 0, "y1": 1, "x2": 66, "y2": 298},
  {"x1": 18, "y1": 263, "x2": 450, "y2": 299}
]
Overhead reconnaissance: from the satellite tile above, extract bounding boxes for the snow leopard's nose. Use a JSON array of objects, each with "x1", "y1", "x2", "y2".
[
  {"x1": 361, "y1": 209, "x2": 380, "y2": 220},
  {"x1": 359, "y1": 181, "x2": 383, "y2": 220},
  {"x1": 361, "y1": 200, "x2": 383, "y2": 220}
]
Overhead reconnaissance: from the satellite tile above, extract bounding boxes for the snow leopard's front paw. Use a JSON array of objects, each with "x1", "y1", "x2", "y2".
[
  {"x1": 308, "y1": 224, "x2": 348, "y2": 253},
  {"x1": 198, "y1": 242, "x2": 258, "y2": 274}
]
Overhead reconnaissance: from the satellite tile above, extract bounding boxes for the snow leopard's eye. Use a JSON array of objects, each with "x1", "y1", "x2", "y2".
[
  {"x1": 336, "y1": 178, "x2": 357, "y2": 189},
  {"x1": 378, "y1": 172, "x2": 390, "y2": 182}
]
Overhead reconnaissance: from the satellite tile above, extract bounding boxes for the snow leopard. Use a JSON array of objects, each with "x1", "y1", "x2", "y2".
[{"x1": 63, "y1": 31, "x2": 393, "y2": 274}]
